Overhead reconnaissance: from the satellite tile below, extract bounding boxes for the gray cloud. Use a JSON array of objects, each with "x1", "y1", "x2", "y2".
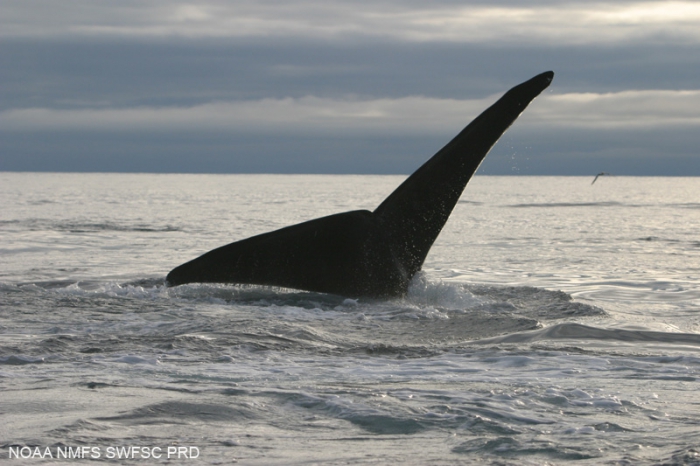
[
  {"x1": 1, "y1": 0, "x2": 699, "y2": 175},
  {"x1": 3, "y1": 1, "x2": 700, "y2": 45},
  {"x1": 4, "y1": 90, "x2": 700, "y2": 134}
]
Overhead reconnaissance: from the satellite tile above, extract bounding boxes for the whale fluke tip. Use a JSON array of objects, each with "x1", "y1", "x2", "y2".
[{"x1": 527, "y1": 71, "x2": 554, "y2": 90}]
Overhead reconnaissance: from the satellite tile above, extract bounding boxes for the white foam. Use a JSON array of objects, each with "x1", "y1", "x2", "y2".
[
  {"x1": 111, "y1": 355, "x2": 160, "y2": 365},
  {"x1": 406, "y1": 273, "x2": 483, "y2": 310}
]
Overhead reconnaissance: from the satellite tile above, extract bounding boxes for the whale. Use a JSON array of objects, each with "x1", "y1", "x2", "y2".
[{"x1": 166, "y1": 71, "x2": 554, "y2": 297}]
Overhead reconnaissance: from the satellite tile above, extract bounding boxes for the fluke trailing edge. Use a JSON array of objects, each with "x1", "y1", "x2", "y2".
[{"x1": 167, "y1": 71, "x2": 554, "y2": 297}]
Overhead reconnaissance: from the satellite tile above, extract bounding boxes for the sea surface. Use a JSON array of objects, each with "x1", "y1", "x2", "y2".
[{"x1": 1, "y1": 173, "x2": 699, "y2": 465}]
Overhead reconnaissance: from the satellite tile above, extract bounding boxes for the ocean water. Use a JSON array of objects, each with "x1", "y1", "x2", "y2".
[{"x1": 1, "y1": 173, "x2": 699, "y2": 465}]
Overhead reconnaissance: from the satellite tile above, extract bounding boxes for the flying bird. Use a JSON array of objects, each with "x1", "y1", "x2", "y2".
[{"x1": 591, "y1": 172, "x2": 612, "y2": 185}]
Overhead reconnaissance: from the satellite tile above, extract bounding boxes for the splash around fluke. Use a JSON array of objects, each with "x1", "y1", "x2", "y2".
[{"x1": 166, "y1": 71, "x2": 554, "y2": 297}]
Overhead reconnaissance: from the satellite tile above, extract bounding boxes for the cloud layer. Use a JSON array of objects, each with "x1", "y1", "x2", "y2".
[
  {"x1": 3, "y1": 0, "x2": 700, "y2": 45},
  {"x1": 2, "y1": 0, "x2": 699, "y2": 174},
  {"x1": 4, "y1": 90, "x2": 700, "y2": 133}
]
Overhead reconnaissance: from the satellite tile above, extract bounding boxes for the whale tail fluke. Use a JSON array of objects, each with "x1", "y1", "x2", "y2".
[
  {"x1": 166, "y1": 71, "x2": 554, "y2": 297},
  {"x1": 374, "y1": 71, "x2": 553, "y2": 279}
]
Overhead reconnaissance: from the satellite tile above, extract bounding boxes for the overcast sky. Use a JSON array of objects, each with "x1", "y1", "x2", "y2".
[{"x1": 2, "y1": 0, "x2": 700, "y2": 175}]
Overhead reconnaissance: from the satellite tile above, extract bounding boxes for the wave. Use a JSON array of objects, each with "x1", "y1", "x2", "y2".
[
  {"x1": 0, "y1": 219, "x2": 180, "y2": 233},
  {"x1": 7, "y1": 275, "x2": 606, "y2": 323},
  {"x1": 0, "y1": 277, "x2": 609, "y2": 352},
  {"x1": 508, "y1": 201, "x2": 627, "y2": 208},
  {"x1": 472, "y1": 201, "x2": 700, "y2": 210},
  {"x1": 0, "y1": 355, "x2": 46, "y2": 365},
  {"x1": 472, "y1": 322, "x2": 700, "y2": 346}
]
